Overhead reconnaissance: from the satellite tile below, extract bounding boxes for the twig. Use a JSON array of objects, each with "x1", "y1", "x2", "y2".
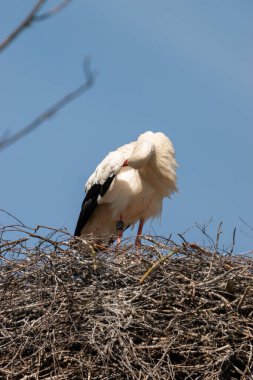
[
  {"x1": 0, "y1": 1, "x2": 45, "y2": 52},
  {"x1": 1, "y1": 223, "x2": 253, "y2": 379},
  {"x1": 35, "y1": 0, "x2": 73, "y2": 21},
  {"x1": 27, "y1": 232, "x2": 65, "y2": 251},
  {"x1": 0, "y1": 59, "x2": 95, "y2": 151},
  {"x1": 139, "y1": 250, "x2": 177, "y2": 283},
  {"x1": 196, "y1": 220, "x2": 215, "y2": 248},
  {"x1": 239, "y1": 217, "x2": 253, "y2": 232},
  {"x1": 229, "y1": 227, "x2": 237, "y2": 255},
  {"x1": 142, "y1": 235, "x2": 172, "y2": 250},
  {"x1": 215, "y1": 221, "x2": 223, "y2": 253},
  {"x1": 177, "y1": 233, "x2": 187, "y2": 244},
  {"x1": 237, "y1": 286, "x2": 250, "y2": 310},
  {"x1": 0, "y1": 237, "x2": 28, "y2": 250},
  {"x1": 0, "y1": 209, "x2": 26, "y2": 227},
  {"x1": 0, "y1": 0, "x2": 73, "y2": 53}
]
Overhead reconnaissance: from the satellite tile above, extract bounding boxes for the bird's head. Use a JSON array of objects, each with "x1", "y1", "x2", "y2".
[{"x1": 127, "y1": 131, "x2": 155, "y2": 169}]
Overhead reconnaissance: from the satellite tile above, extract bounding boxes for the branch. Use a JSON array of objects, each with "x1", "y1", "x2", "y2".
[
  {"x1": 0, "y1": 0, "x2": 73, "y2": 53},
  {"x1": 139, "y1": 250, "x2": 177, "y2": 284},
  {"x1": 0, "y1": 0, "x2": 45, "y2": 52},
  {"x1": 0, "y1": 59, "x2": 95, "y2": 151},
  {"x1": 35, "y1": 0, "x2": 73, "y2": 21}
]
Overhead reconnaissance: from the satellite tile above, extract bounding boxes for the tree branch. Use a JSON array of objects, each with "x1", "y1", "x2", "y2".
[
  {"x1": 0, "y1": 0, "x2": 73, "y2": 53},
  {"x1": 0, "y1": 59, "x2": 95, "y2": 151},
  {"x1": 35, "y1": 0, "x2": 73, "y2": 21},
  {"x1": 0, "y1": 0, "x2": 45, "y2": 52}
]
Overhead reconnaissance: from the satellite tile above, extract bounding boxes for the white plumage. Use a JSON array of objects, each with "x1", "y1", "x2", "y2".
[{"x1": 75, "y1": 131, "x2": 178, "y2": 248}]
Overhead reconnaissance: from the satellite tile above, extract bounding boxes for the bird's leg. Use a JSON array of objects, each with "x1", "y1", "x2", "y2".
[
  {"x1": 135, "y1": 218, "x2": 144, "y2": 251},
  {"x1": 116, "y1": 215, "x2": 124, "y2": 247}
]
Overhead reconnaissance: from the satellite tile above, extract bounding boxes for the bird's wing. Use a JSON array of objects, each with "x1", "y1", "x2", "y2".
[
  {"x1": 74, "y1": 177, "x2": 115, "y2": 237},
  {"x1": 75, "y1": 144, "x2": 134, "y2": 237}
]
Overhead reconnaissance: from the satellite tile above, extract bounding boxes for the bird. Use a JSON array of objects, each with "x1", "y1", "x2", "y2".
[{"x1": 74, "y1": 131, "x2": 178, "y2": 249}]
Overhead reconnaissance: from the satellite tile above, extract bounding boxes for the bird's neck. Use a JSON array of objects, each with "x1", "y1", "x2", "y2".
[{"x1": 139, "y1": 153, "x2": 177, "y2": 197}]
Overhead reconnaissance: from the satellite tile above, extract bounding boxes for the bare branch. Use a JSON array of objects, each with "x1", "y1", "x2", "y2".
[
  {"x1": 229, "y1": 227, "x2": 237, "y2": 255},
  {"x1": 0, "y1": 0, "x2": 73, "y2": 53},
  {"x1": 214, "y1": 221, "x2": 223, "y2": 253},
  {"x1": 0, "y1": 209, "x2": 26, "y2": 227},
  {"x1": 35, "y1": 0, "x2": 73, "y2": 21},
  {"x1": 1, "y1": 225, "x2": 253, "y2": 379},
  {"x1": 139, "y1": 249, "x2": 177, "y2": 283},
  {"x1": 0, "y1": 59, "x2": 95, "y2": 151},
  {"x1": 0, "y1": 1, "x2": 45, "y2": 52},
  {"x1": 239, "y1": 217, "x2": 253, "y2": 231}
]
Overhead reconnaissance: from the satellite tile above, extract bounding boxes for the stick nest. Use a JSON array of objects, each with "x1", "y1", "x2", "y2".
[{"x1": 0, "y1": 226, "x2": 253, "y2": 379}]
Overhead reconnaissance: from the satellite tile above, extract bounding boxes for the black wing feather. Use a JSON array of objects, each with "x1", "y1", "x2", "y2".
[{"x1": 74, "y1": 175, "x2": 115, "y2": 236}]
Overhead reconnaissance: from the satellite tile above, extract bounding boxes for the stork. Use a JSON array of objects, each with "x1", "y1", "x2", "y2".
[{"x1": 74, "y1": 131, "x2": 178, "y2": 249}]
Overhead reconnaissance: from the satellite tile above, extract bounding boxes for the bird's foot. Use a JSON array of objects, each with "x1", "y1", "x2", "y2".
[{"x1": 116, "y1": 220, "x2": 124, "y2": 248}]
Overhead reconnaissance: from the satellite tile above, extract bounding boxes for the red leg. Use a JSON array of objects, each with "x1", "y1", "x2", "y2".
[
  {"x1": 116, "y1": 215, "x2": 124, "y2": 247},
  {"x1": 135, "y1": 218, "x2": 144, "y2": 249},
  {"x1": 117, "y1": 228, "x2": 123, "y2": 246}
]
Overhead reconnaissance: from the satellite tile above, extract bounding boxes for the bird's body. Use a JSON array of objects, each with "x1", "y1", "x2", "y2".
[{"x1": 75, "y1": 131, "x2": 178, "y2": 247}]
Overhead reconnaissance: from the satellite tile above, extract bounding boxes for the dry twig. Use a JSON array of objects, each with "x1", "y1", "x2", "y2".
[
  {"x1": 0, "y1": 0, "x2": 73, "y2": 53},
  {"x1": 0, "y1": 225, "x2": 253, "y2": 379},
  {"x1": 0, "y1": 59, "x2": 95, "y2": 151}
]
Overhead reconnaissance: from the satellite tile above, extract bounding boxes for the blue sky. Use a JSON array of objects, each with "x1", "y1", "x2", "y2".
[{"x1": 1, "y1": 0, "x2": 252, "y2": 253}]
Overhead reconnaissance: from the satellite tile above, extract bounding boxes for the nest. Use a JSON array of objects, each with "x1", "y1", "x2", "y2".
[{"x1": 0, "y1": 225, "x2": 253, "y2": 380}]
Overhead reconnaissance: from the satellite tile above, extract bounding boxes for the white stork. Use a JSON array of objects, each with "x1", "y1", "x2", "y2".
[{"x1": 74, "y1": 131, "x2": 178, "y2": 248}]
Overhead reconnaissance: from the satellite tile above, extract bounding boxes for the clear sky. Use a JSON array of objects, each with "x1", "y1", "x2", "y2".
[{"x1": 1, "y1": 0, "x2": 252, "y2": 253}]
